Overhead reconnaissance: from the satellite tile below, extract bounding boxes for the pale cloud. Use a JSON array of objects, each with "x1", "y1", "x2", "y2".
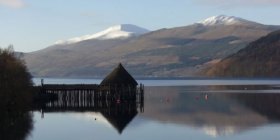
[
  {"x1": 197, "y1": 0, "x2": 280, "y2": 6},
  {"x1": 0, "y1": 0, "x2": 25, "y2": 8}
]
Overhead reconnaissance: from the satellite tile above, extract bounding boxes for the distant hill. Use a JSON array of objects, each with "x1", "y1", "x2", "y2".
[
  {"x1": 206, "y1": 29, "x2": 280, "y2": 77},
  {"x1": 24, "y1": 15, "x2": 280, "y2": 78},
  {"x1": 54, "y1": 24, "x2": 150, "y2": 44}
]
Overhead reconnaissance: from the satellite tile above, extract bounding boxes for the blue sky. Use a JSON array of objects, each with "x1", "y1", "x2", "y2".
[{"x1": 1, "y1": 0, "x2": 280, "y2": 52}]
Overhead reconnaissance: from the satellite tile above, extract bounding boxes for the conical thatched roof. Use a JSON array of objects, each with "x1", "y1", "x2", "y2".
[{"x1": 100, "y1": 63, "x2": 138, "y2": 86}]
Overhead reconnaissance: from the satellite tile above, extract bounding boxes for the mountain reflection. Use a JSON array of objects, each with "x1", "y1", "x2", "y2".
[{"x1": 143, "y1": 86, "x2": 280, "y2": 137}]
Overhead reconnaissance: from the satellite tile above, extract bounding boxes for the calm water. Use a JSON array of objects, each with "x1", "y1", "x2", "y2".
[{"x1": 27, "y1": 78, "x2": 280, "y2": 140}]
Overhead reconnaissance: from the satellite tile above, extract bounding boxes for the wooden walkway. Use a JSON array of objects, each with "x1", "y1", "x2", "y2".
[
  {"x1": 39, "y1": 84, "x2": 99, "y2": 90},
  {"x1": 35, "y1": 83, "x2": 145, "y2": 113}
]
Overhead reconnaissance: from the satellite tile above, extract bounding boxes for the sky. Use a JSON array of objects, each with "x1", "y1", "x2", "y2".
[{"x1": 1, "y1": 0, "x2": 280, "y2": 52}]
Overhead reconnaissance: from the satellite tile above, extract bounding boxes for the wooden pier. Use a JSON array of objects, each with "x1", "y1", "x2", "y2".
[
  {"x1": 35, "y1": 83, "x2": 144, "y2": 113},
  {"x1": 34, "y1": 63, "x2": 144, "y2": 114},
  {"x1": 33, "y1": 64, "x2": 144, "y2": 133},
  {"x1": 34, "y1": 83, "x2": 144, "y2": 134},
  {"x1": 39, "y1": 84, "x2": 99, "y2": 90}
]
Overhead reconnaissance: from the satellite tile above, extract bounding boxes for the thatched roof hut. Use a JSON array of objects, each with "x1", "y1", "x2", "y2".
[{"x1": 100, "y1": 63, "x2": 138, "y2": 86}]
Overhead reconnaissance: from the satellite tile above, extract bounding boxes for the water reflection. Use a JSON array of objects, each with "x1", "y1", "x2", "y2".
[
  {"x1": 35, "y1": 86, "x2": 144, "y2": 134},
  {"x1": 0, "y1": 111, "x2": 33, "y2": 140},
  {"x1": 0, "y1": 78, "x2": 34, "y2": 140},
  {"x1": 143, "y1": 86, "x2": 280, "y2": 137},
  {"x1": 100, "y1": 101, "x2": 139, "y2": 134}
]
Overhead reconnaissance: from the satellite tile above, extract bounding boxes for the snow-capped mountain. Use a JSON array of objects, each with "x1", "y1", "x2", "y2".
[
  {"x1": 198, "y1": 15, "x2": 260, "y2": 26},
  {"x1": 55, "y1": 24, "x2": 150, "y2": 44},
  {"x1": 25, "y1": 15, "x2": 280, "y2": 78}
]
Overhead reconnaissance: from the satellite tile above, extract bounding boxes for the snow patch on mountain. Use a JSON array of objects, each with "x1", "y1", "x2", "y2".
[
  {"x1": 198, "y1": 15, "x2": 259, "y2": 26},
  {"x1": 55, "y1": 24, "x2": 150, "y2": 45}
]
